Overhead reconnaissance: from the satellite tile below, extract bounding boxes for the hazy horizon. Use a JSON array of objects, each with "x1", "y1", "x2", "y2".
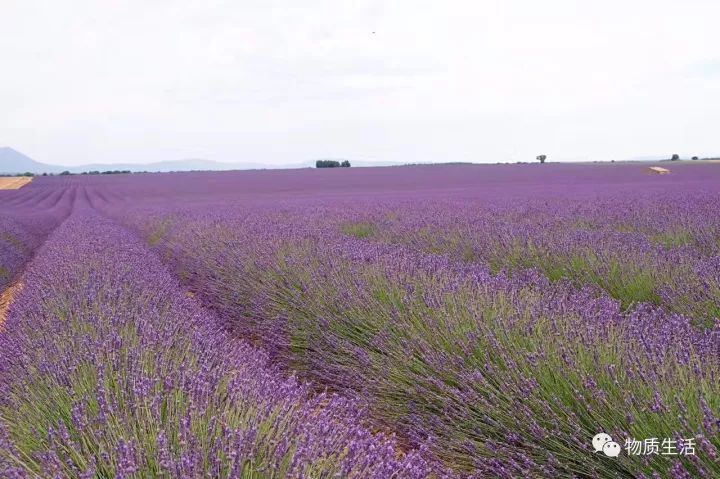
[
  {"x1": 5, "y1": 145, "x2": 712, "y2": 172},
  {"x1": 2, "y1": 1, "x2": 719, "y2": 167}
]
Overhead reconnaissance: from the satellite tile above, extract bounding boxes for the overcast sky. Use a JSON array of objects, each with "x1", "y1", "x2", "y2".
[{"x1": 1, "y1": 0, "x2": 719, "y2": 166}]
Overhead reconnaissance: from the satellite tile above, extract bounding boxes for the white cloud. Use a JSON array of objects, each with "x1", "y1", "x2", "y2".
[{"x1": 1, "y1": 0, "x2": 718, "y2": 166}]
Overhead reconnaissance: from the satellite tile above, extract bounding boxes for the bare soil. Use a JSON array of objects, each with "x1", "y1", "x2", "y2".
[
  {"x1": 0, "y1": 177, "x2": 33, "y2": 189},
  {"x1": 0, "y1": 282, "x2": 22, "y2": 326}
]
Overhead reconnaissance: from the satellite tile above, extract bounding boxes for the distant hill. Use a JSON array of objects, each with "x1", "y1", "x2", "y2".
[
  {"x1": 67, "y1": 159, "x2": 286, "y2": 173},
  {"x1": 0, "y1": 147, "x2": 64, "y2": 174},
  {"x1": 0, "y1": 148, "x2": 409, "y2": 174},
  {"x1": 3, "y1": 147, "x2": 718, "y2": 175},
  {"x1": 0, "y1": 150, "x2": 305, "y2": 174},
  {"x1": 73, "y1": 158, "x2": 406, "y2": 172},
  {"x1": 0, "y1": 147, "x2": 410, "y2": 174}
]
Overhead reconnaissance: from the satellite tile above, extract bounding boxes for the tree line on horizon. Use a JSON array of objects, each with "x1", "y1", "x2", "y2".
[{"x1": 316, "y1": 160, "x2": 351, "y2": 168}]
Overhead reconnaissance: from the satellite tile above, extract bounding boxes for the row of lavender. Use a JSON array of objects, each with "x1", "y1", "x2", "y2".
[
  {"x1": 0, "y1": 185, "x2": 74, "y2": 293},
  {"x1": 113, "y1": 199, "x2": 720, "y2": 478},
  {"x1": 338, "y1": 191, "x2": 720, "y2": 326},
  {"x1": 0, "y1": 209, "x2": 436, "y2": 477}
]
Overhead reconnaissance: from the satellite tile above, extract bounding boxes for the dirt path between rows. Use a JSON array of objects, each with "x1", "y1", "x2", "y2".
[{"x1": 0, "y1": 281, "x2": 23, "y2": 326}]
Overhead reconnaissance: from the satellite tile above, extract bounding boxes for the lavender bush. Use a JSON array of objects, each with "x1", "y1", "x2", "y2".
[
  {"x1": 0, "y1": 183, "x2": 72, "y2": 291},
  {"x1": 337, "y1": 192, "x2": 720, "y2": 325},
  {"x1": 121, "y1": 204, "x2": 719, "y2": 478},
  {"x1": 0, "y1": 212, "x2": 435, "y2": 478}
]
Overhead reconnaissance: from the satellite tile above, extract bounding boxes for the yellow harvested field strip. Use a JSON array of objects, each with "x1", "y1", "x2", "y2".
[
  {"x1": 0, "y1": 176, "x2": 33, "y2": 189},
  {"x1": 0, "y1": 281, "x2": 23, "y2": 326}
]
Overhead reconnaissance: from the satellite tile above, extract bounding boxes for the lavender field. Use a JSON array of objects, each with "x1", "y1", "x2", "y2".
[{"x1": 0, "y1": 163, "x2": 719, "y2": 478}]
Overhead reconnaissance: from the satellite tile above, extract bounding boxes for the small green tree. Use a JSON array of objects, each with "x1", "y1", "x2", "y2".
[
  {"x1": 341, "y1": 160, "x2": 351, "y2": 167},
  {"x1": 536, "y1": 155, "x2": 547, "y2": 164},
  {"x1": 671, "y1": 154, "x2": 679, "y2": 161}
]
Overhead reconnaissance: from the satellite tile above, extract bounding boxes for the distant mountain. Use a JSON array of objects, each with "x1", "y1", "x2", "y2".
[
  {"x1": 66, "y1": 159, "x2": 295, "y2": 173},
  {"x1": 70, "y1": 158, "x2": 406, "y2": 172},
  {"x1": 0, "y1": 147, "x2": 407, "y2": 174},
  {"x1": 0, "y1": 150, "x2": 306, "y2": 174},
  {"x1": 0, "y1": 147, "x2": 64, "y2": 174}
]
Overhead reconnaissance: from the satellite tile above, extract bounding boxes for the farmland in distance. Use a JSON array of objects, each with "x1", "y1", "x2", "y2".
[{"x1": 0, "y1": 177, "x2": 32, "y2": 190}]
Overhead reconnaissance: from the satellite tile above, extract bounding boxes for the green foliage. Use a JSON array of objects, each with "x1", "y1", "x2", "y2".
[
  {"x1": 316, "y1": 160, "x2": 350, "y2": 168},
  {"x1": 223, "y1": 242, "x2": 716, "y2": 476},
  {"x1": 147, "y1": 218, "x2": 174, "y2": 246},
  {"x1": 652, "y1": 230, "x2": 694, "y2": 249},
  {"x1": 81, "y1": 170, "x2": 133, "y2": 175},
  {"x1": 341, "y1": 222, "x2": 377, "y2": 238},
  {"x1": 316, "y1": 160, "x2": 341, "y2": 168}
]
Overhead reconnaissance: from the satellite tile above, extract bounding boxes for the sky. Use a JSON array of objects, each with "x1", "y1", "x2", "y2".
[{"x1": 1, "y1": 0, "x2": 719, "y2": 167}]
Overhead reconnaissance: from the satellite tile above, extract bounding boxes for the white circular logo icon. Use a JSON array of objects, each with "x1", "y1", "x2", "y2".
[
  {"x1": 593, "y1": 433, "x2": 621, "y2": 457},
  {"x1": 602, "y1": 441, "x2": 621, "y2": 457},
  {"x1": 592, "y1": 433, "x2": 613, "y2": 453}
]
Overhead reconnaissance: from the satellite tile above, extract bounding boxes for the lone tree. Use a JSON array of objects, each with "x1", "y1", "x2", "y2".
[
  {"x1": 536, "y1": 154, "x2": 547, "y2": 164},
  {"x1": 692, "y1": 156, "x2": 699, "y2": 160},
  {"x1": 341, "y1": 160, "x2": 351, "y2": 167},
  {"x1": 671, "y1": 154, "x2": 680, "y2": 161}
]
